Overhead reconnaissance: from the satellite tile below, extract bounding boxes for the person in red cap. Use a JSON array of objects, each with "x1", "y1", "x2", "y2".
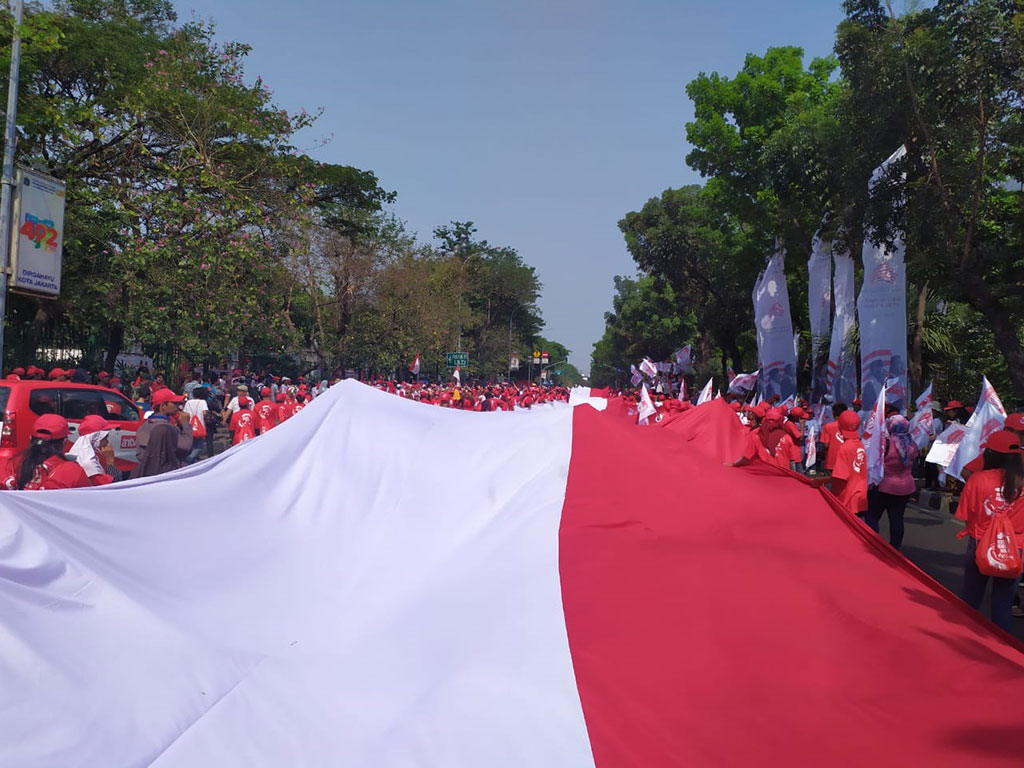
[
  {"x1": 49, "y1": 367, "x2": 69, "y2": 382},
  {"x1": 229, "y1": 397, "x2": 257, "y2": 444},
  {"x1": 255, "y1": 387, "x2": 278, "y2": 434},
  {"x1": 727, "y1": 407, "x2": 792, "y2": 469},
  {"x1": 11, "y1": 366, "x2": 25, "y2": 378},
  {"x1": 957, "y1": 429, "x2": 1024, "y2": 631},
  {"x1": 0, "y1": 414, "x2": 90, "y2": 490},
  {"x1": 130, "y1": 389, "x2": 193, "y2": 479},
  {"x1": 813, "y1": 411, "x2": 868, "y2": 516},
  {"x1": 821, "y1": 403, "x2": 849, "y2": 474}
]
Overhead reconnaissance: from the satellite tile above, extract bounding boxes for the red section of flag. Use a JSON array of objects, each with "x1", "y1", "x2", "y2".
[{"x1": 559, "y1": 406, "x2": 1024, "y2": 767}]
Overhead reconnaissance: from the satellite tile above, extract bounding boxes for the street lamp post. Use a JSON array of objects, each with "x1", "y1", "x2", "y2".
[{"x1": 0, "y1": 0, "x2": 25, "y2": 369}]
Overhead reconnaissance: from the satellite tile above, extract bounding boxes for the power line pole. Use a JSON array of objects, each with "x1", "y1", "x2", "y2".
[{"x1": 0, "y1": 0, "x2": 24, "y2": 370}]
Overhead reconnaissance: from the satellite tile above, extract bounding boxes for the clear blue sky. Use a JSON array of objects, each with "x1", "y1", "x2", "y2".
[{"x1": 175, "y1": 0, "x2": 847, "y2": 374}]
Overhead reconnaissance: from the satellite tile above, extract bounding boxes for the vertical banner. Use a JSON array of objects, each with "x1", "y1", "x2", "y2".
[
  {"x1": 752, "y1": 249, "x2": 797, "y2": 401},
  {"x1": 9, "y1": 166, "x2": 66, "y2": 296},
  {"x1": 807, "y1": 227, "x2": 832, "y2": 402},
  {"x1": 857, "y1": 146, "x2": 909, "y2": 413},
  {"x1": 826, "y1": 247, "x2": 857, "y2": 405}
]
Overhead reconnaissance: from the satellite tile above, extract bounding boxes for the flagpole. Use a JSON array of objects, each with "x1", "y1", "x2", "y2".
[{"x1": 0, "y1": 0, "x2": 25, "y2": 370}]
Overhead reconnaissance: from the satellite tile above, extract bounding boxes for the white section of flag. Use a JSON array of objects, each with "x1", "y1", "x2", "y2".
[
  {"x1": 638, "y1": 384, "x2": 657, "y2": 424},
  {"x1": 696, "y1": 378, "x2": 714, "y2": 405},
  {"x1": 0, "y1": 382, "x2": 595, "y2": 768}
]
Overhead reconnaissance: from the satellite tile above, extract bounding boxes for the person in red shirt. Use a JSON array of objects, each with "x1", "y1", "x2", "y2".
[
  {"x1": 255, "y1": 387, "x2": 279, "y2": 434},
  {"x1": 957, "y1": 429, "x2": 1024, "y2": 631},
  {"x1": 275, "y1": 392, "x2": 296, "y2": 423},
  {"x1": 814, "y1": 410, "x2": 867, "y2": 516},
  {"x1": 820, "y1": 403, "x2": 848, "y2": 473},
  {"x1": 229, "y1": 397, "x2": 258, "y2": 445},
  {"x1": 0, "y1": 414, "x2": 91, "y2": 490}
]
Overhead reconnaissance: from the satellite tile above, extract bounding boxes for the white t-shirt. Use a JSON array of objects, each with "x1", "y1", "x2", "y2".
[{"x1": 183, "y1": 398, "x2": 208, "y2": 423}]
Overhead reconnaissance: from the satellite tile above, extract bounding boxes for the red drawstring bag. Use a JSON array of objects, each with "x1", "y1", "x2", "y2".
[
  {"x1": 976, "y1": 512, "x2": 1023, "y2": 579},
  {"x1": 189, "y1": 411, "x2": 207, "y2": 439}
]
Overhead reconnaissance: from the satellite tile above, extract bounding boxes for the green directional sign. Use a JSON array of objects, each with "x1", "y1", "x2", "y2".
[{"x1": 446, "y1": 352, "x2": 469, "y2": 367}]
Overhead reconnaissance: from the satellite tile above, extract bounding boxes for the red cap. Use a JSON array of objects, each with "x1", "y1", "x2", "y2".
[
  {"x1": 852, "y1": 398, "x2": 862, "y2": 408},
  {"x1": 12, "y1": 367, "x2": 25, "y2": 375},
  {"x1": 5, "y1": 374, "x2": 19, "y2": 380},
  {"x1": 983, "y1": 429, "x2": 1024, "y2": 455},
  {"x1": 151, "y1": 389, "x2": 185, "y2": 406},
  {"x1": 48, "y1": 367, "x2": 65, "y2": 379},
  {"x1": 275, "y1": 393, "x2": 287, "y2": 403},
  {"x1": 237, "y1": 396, "x2": 252, "y2": 408},
  {"x1": 97, "y1": 371, "x2": 110, "y2": 379},
  {"x1": 78, "y1": 414, "x2": 113, "y2": 435},
  {"x1": 32, "y1": 413, "x2": 70, "y2": 440},
  {"x1": 945, "y1": 400, "x2": 963, "y2": 411},
  {"x1": 1005, "y1": 413, "x2": 1024, "y2": 432},
  {"x1": 260, "y1": 387, "x2": 271, "y2": 396},
  {"x1": 839, "y1": 410, "x2": 861, "y2": 439}
]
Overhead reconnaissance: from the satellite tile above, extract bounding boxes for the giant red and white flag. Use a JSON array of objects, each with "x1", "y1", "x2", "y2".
[{"x1": 3, "y1": 381, "x2": 1024, "y2": 767}]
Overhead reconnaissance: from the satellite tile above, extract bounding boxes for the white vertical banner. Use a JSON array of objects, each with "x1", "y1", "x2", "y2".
[
  {"x1": 858, "y1": 146, "x2": 909, "y2": 414},
  {"x1": 9, "y1": 166, "x2": 66, "y2": 296},
  {"x1": 807, "y1": 227, "x2": 832, "y2": 402},
  {"x1": 752, "y1": 248, "x2": 797, "y2": 401},
  {"x1": 826, "y1": 247, "x2": 857, "y2": 404}
]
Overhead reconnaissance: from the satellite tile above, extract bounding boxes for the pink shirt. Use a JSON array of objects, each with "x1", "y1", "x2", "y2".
[{"x1": 877, "y1": 439, "x2": 918, "y2": 496}]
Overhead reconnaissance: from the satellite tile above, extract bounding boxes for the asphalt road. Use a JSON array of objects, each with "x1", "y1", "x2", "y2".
[{"x1": 880, "y1": 500, "x2": 1024, "y2": 642}]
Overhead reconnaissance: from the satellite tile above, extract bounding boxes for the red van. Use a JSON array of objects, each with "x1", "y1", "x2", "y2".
[{"x1": 0, "y1": 381, "x2": 143, "y2": 472}]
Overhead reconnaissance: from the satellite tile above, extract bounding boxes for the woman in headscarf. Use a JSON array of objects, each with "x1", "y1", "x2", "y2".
[
  {"x1": 864, "y1": 414, "x2": 918, "y2": 549},
  {"x1": 68, "y1": 414, "x2": 121, "y2": 485}
]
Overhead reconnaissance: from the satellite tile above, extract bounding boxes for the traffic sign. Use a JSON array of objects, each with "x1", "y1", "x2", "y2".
[
  {"x1": 510, "y1": 356, "x2": 520, "y2": 371},
  {"x1": 541, "y1": 351, "x2": 549, "y2": 364},
  {"x1": 446, "y1": 352, "x2": 469, "y2": 367}
]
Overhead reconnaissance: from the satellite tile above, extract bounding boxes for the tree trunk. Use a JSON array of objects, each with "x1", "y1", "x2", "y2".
[
  {"x1": 104, "y1": 322, "x2": 124, "y2": 374},
  {"x1": 909, "y1": 281, "x2": 928, "y2": 396},
  {"x1": 961, "y1": 273, "x2": 1024, "y2": 403}
]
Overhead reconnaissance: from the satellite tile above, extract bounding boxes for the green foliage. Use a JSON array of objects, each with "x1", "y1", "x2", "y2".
[
  {"x1": 616, "y1": 4, "x2": 1024, "y2": 401},
  {"x1": 590, "y1": 274, "x2": 696, "y2": 387}
]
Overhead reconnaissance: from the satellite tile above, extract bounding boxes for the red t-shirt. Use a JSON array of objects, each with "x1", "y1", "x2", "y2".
[
  {"x1": 831, "y1": 438, "x2": 868, "y2": 514},
  {"x1": 256, "y1": 400, "x2": 278, "y2": 432},
  {"x1": 956, "y1": 469, "x2": 1024, "y2": 541},
  {"x1": 277, "y1": 402, "x2": 297, "y2": 422},
  {"x1": 229, "y1": 409, "x2": 257, "y2": 445},
  {"x1": 0, "y1": 456, "x2": 91, "y2": 490},
  {"x1": 823, "y1": 422, "x2": 845, "y2": 471}
]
